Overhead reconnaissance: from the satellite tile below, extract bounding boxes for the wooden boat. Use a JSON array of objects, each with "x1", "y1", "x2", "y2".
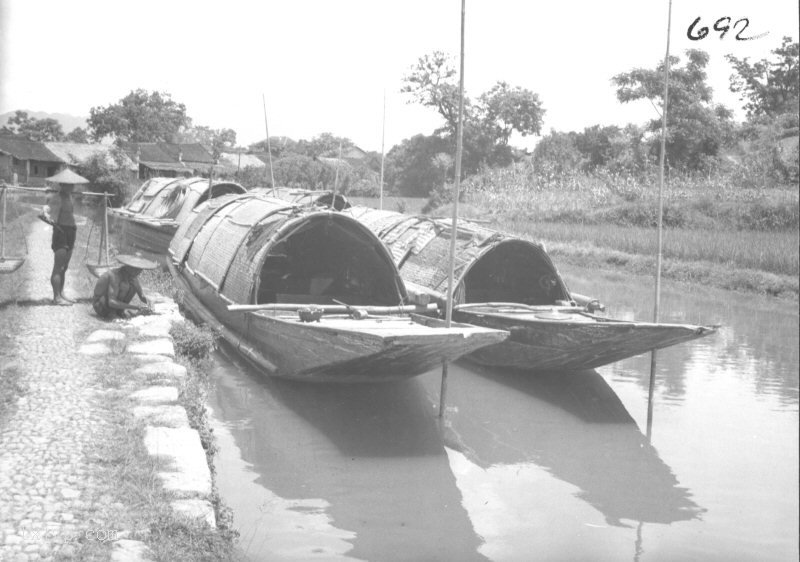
[
  {"x1": 167, "y1": 192, "x2": 507, "y2": 382},
  {"x1": 109, "y1": 176, "x2": 246, "y2": 255},
  {"x1": 344, "y1": 206, "x2": 716, "y2": 372}
]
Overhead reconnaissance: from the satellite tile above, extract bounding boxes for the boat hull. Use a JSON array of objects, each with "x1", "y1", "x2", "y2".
[
  {"x1": 171, "y1": 263, "x2": 507, "y2": 383},
  {"x1": 454, "y1": 306, "x2": 715, "y2": 372},
  {"x1": 110, "y1": 210, "x2": 176, "y2": 256}
]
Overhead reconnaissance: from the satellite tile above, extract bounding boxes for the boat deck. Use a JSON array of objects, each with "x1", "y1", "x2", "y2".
[
  {"x1": 459, "y1": 306, "x2": 597, "y2": 324},
  {"x1": 256, "y1": 311, "x2": 500, "y2": 338}
]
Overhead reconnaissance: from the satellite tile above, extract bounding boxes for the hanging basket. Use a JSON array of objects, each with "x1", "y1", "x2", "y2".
[
  {"x1": 0, "y1": 257, "x2": 25, "y2": 274},
  {"x1": 86, "y1": 260, "x2": 118, "y2": 278}
]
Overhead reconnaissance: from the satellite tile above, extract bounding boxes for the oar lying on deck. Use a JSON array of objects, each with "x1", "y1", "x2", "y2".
[
  {"x1": 227, "y1": 303, "x2": 438, "y2": 314},
  {"x1": 455, "y1": 302, "x2": 592, "y2": 313}
]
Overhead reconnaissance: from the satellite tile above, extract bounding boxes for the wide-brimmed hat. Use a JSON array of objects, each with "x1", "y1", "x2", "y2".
[
  {"x1": 45, "y1": 169, "x2": 90, "y2": 185},
  {"x1": 116, "y1": 254, "x2": 158, "y2": 270}
]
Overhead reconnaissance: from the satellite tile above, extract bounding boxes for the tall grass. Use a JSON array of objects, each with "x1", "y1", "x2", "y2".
[
  {"x1": 463, "y1": 168, "x2": 799, "y2": 230},
  {"x1": 506, "y1": 220, "x2": 799, "y2": 276}
]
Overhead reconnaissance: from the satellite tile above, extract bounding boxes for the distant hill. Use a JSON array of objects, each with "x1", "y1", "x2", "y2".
[{"x1": 0, "y1": 110, "x2": 88, "y2": 133}]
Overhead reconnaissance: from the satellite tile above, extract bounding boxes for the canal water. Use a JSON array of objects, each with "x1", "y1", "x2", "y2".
[{"x1": 209, "y1": 266, "x2": 799, "y2": 561}]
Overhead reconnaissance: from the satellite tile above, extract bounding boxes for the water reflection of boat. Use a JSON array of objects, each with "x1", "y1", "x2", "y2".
[
  {"x1": 109, "y1": 176, "x2": 246, "y2": 255},
  {"x1": 211, "y1": 347, "x2": 487, "y2": 561},
  {"x1": 345, "y1": 207, "x2": 716, "y2": 372},
  {"x1": 429, "y1": 366, "x2": 704, "y2": 526},
  {"x1": 168, "y1": 192, "x2": 506, "y2": 382}
]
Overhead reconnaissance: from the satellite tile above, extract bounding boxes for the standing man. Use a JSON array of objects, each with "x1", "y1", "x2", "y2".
[{"x1": 40, "y1": 169, "x2": 89, "y2": 305}]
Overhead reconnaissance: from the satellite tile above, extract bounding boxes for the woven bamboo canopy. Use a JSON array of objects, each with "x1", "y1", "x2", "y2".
[
  {"x1": 345, "y1": 206, "x2": 573, "y2": 306},
  {"x1": 170, "y1": 193, "x2": 405, "y2": 307},
  {"x1": 124, "y1": 176, "x2": 245, "y2": 220}
]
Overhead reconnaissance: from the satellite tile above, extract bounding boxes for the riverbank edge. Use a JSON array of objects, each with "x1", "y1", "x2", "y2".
[
  {"x1": 0, "y1": 297, "x2": 238, "y2": 561},
  {"x1": 105, "y1": 297, "x2": 238, "y2": 561},
  {"x1": 544, "y1": 239, "x2": 798, "y2": 301},
  {"x1": 483, "y1": 220, "x2": 800, "y2": 301}
]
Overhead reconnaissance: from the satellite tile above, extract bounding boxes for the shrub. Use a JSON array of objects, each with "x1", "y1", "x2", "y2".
[{"x1": 169, "y1": 321, "x2": 217, "y2": 363}]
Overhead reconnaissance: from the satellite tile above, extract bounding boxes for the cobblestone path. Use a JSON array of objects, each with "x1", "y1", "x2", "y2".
[{"x1": 0, "y1": 304, "x2": 125, "y2": 561}]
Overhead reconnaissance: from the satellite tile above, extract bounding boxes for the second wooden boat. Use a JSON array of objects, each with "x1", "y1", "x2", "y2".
[
  {"x1": 167, "y1": 192, "x2": 507, "y2": 382},
  {"x1": 110, "y1": 176, "x2": 246, "y2": 255},
  {"x1": 344, "y1": 206, "x2": 716, "y2": 372}
]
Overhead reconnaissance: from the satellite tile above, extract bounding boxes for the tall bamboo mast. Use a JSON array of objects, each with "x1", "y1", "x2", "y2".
[
  {"x1": 262, "y1": 94, "x2": 276, "y2": 189},
  {"x1": 379, "y1": 90, "x2": 387, "y2": 210},
  {"x1": 647, "y1": 0, "x2": 673, "y2": 440},
  {"x1": 439, "y1": 0, "x2": 466, "y2": 419}
]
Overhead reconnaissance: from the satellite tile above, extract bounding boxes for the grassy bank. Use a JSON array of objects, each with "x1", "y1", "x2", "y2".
[{"x1": 66, "y1": 319, "x2": 237, "y2": 562}]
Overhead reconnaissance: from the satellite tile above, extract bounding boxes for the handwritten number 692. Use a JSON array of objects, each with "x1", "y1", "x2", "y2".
[{"x1": 687, "y1": 17, "x2": 768, "y2": 41}]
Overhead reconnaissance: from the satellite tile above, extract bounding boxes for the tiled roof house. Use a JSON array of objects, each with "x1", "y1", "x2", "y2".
[
  {"x1": 44, "y1": 142, "x2": 137, "y2": 176},
  {"x1": 119, "y1": 142, "x2": 219, "y2": 179},
  {"x1": 0, "y1": 135, "x2": 62, "y2": 186}
]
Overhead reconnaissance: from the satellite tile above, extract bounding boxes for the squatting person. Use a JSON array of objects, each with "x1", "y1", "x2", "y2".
[{"x1": 92, "y1": 254, "x2": 157, "y2": 318}]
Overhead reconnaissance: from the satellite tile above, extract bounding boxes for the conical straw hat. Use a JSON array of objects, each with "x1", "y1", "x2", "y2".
[
  {"x1": 116, "y1": 254, "x2": 158, "y2": 270},
  {"x1": 45, "y1": 168, "x2": 90, "y2": 184}
]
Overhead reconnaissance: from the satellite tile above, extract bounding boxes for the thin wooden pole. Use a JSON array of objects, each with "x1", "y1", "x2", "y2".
[
  {"x1": 1, "y1": 186, "x2": 7, "y2": 258},
  {"x1": 440, "y1": 0, "x2": 466, "y2": 419},
  {"x1": 332, "y1": 140, "x2": 343, "y2": 209},
  {"x1": 262, "y1": 94, "x2": 276, "y2": 189},
  {"x1": 647, "y1": 0, "x2": 672, "y2": 441},
  {"x1": 379, "y1": 90, "x2": 386, "y2": 211},
  {"x1": 96, "y1": 195, "x2": 106, "y2": 265},
  {"x1": 103, "y1": 195, "x2": 110, "y2": 265}
]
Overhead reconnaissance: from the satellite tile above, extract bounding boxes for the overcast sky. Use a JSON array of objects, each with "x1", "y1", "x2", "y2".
[{"x1": 0, "y1": 0, "x2": 797, "y2": 152}]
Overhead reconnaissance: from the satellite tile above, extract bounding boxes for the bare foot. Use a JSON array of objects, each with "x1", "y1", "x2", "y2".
[
  {"x1": 61, "y1": 295, "x2": 76, "y2": 303},
  {"x1": 53, "y1": 297, "x2": 73, "y2": 306}
]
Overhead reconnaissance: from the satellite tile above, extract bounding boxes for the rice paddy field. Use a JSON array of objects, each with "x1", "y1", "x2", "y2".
[{"x1": 506, "y1": 221, "x2": 799, "y2": 277}]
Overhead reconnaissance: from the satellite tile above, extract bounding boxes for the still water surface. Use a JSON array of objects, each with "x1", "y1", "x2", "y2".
[{"x1": 206, "y1": 267, "x2": 797, "y2": 561}]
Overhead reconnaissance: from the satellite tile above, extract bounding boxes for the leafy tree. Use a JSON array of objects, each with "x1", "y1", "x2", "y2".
[
  {"x1": 603, "y1": 124, "x2": 651, "y2": 175},
  {"x1": 272, "y1": 154, "x2": 328, "y2": 189},
  {"x1": 178, "y1": 126, "x2": 237, "y2": 160},
  {"x1": 4, "y1": 110, "x2": 65, "y2": 141},
  {"x1": 612, "y1": 49, "x2": 733, "y2": 171},
  {"x1": 72, "y1": 146, "x2": 135, "y2": 205},
  {"x1": 385, "y1": 134, "x2": 449, "y2": 196},
  {"x1": 305, "y1": 132, "x2": 355, "y2": 158},
  {"x1": 477, "y1": 81, "x2": 544, "y2": 145},
  {"x1": 402, "y1": 51, "x2": 545, "y2": 174},
  {"x1": 726, "y1": 36, "x2": 799, "y2": 118},
  {"x1": 532, "y1": 130, "x2": 585, "y2": 175},
  {"x1": 574, "y1": 125, "x2": 622, "y2": 170},
  {"x1": 431, "y1": 152, "x2": 453, "y2": 191},
  {"x1": 250, "y1": 133, "x2": 355, "y2": 159},
  {"x1": 65, "y1": 127, "x2": 90, "y2": 143},
  {"x1": 401, "y1": 52, "x2": 464, "y2": 136},
  {"x1": 88, "y1": 89, "x2": 191, "y2": 143},
  {"x1": 248, "y1": 136, "x2": 300, "y2": 158}
]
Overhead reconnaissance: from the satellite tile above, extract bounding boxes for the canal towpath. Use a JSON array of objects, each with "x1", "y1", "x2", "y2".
[{"x1": 0, "y1": 219, "x2": 218, "y2": 561}]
